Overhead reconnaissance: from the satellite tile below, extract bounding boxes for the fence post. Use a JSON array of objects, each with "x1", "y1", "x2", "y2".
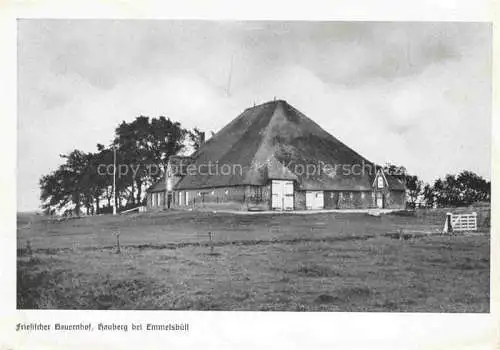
[
  {"x1": 208, "y1": 231, "x2": 215, "y2": 254},
  {"x1": 443, "y1": 212, "x2": 453, "y2": 234},
  {"x1": 26, "y1": 240, "x2": 32, "y2": 256},
  {"x1": 116, "y1": 233, "x2": 121, "y2": 254}
]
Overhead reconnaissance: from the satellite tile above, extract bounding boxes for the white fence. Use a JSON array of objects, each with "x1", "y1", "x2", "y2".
[
  {"x1": 444, "y1": 212, "x2": 477, "y2": 232},
  {"x1": 121, "y1": 206, "x2": 147, "y2": 214}
]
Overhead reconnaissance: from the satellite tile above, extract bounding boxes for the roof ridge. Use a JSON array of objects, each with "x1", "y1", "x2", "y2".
[{"x1": 244, "y1": 99, "x2": 286, "y2": 111}]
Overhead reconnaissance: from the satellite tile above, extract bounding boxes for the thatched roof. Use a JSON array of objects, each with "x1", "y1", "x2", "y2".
[
  {"x1": 174, "y1": 99, "x2": 400, "y2": 191},
  {"x1": 385, "y1": 174, "x2": 406, "y2": 191},
  {"x1": 168, "y1": 155, "x2": 194, "y2": 175},
  {"x1": 146, "y1": 155, "x2": 193, "y2": 193}
]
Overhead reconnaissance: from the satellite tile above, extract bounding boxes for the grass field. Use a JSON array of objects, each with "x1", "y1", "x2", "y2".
[{"x1": 17, "y1": 208, "x2": 490, "y2": 312}]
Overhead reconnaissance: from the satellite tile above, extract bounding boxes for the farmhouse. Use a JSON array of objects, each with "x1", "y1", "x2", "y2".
[{"x1": 146, "y1": 100, "x2": 405, "y2": 211}]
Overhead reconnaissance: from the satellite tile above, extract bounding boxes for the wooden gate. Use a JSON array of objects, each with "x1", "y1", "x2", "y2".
[
  {"x1": 444, "y1": 212, "x2": 478, "y2": 232},
  {"x1": 271, "y1": 180, "x2": 294, "y2": 210}
]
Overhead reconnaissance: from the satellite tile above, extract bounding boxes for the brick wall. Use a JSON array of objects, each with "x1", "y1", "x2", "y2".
[
  {"x1": 385, "y1": 190, "x2": 406, "y2": 209},
  {"x1": 246, "y1": 184, "x2": 271, "y2": 211},
  {"x1": 172, "y1": 185, "x2": 271, "y2": 211},
  {"x1": 324, "y1": 190, "x2": 375, "y2": 209},
  {"x1": 294, "y1": 191, "x2": 306, "y2": 210},
  {"x1": 149, "y1": 186, "x2": 404, "y2": 211}
]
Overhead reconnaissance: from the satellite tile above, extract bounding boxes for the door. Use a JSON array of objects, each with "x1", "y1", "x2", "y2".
[
  {"x1": 271, "y1": 180, "x2": 294, "y2": 210},
  {"x1": 376, "y1": 192, "x2": 384, "y2": 208},
  {"x1": 283, "y1": 181, "x2": 294, "y2": 210},
  {"x1": 271, "y1": 181, "x2": 281, "y2": 210},
  {"x1": 306, "y1": 191, "x2": 324, "y2": 210}
]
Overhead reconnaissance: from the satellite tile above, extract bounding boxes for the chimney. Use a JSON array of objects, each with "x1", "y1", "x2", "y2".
[{"x1": 199, "y1": 132, "x2": 205, "y2": 145}]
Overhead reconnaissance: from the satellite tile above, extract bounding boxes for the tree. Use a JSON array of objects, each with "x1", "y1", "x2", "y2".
[
  {"x1": 443, "y1": 174, "x2": 462, "y2": 206},
  {"x1": 40, "y1": 169, "x2": 73, "y2": 215},
  {"x1": 40, "y1": 115, "x2": 191, "y2": 214},
  {"x1": 382, "y1": 162, "x2": 407, "y2": 180},
  {"x1": 431, "y1": 171, "x2": 490, "y2": 207},
  {"x1": 433, "y1": 178, "x2": 445, "y2": 207},
  {"x1": 59, "y1": 150, "x2": 89, "y2": 215},
  {"x1": 406, "y1": 175, "x2": 423, "y2": 206},
  {"x1": 114, "y1": 115, "x2": 189, "y2": 206},
  {"x1": 456, "y1": 170, "x2": 490, "y2": 204},
  {"x1": 40, "y1": 149, "x2": 97, "y2": 216},
  {"x1": 95, "y1": 143, "x2": 115, "y2": 210},
  {"x1": 189, "y1": 128, "x2": 206, "y2": 151},
  {"x1": 148, "y1": 116, "x2": 188, "y2": 171},
  {"x1": 422, "y1": 183, "x2": 434, "y2": 208}
]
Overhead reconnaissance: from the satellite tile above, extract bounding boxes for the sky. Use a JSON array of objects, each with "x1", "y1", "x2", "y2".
[{"x1": 17, "y1": 20, "x2": 491, "y2": 211}]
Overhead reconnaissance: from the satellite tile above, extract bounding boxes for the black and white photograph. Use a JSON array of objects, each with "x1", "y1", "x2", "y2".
[{"x1": 16, "y1": 20, "x2": 491, "y2": 313}]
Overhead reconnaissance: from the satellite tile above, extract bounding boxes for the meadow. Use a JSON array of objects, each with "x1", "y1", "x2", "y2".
[{"x1": 17, "y1": 208, "x2": 490, "y2": 312}]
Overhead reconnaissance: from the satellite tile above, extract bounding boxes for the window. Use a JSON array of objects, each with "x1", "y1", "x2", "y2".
[
  {"x1": 361, "y1": 192, "x2": 365, "y2": 199},
  {"x1": 254, "y1": 186, "x2": 263, "y2": 202},
  {"x1": 377, "y1": 176, "x2": 384, "y2": 189}
]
